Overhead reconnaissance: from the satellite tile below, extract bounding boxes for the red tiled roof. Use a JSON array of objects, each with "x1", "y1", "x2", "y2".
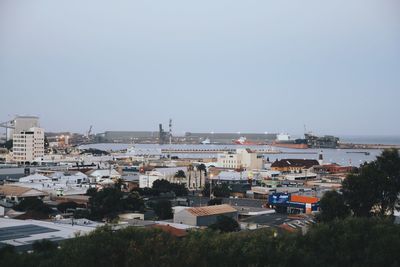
[{"x1": 152, "y1": 224, "x2": 188, "y2": 237}]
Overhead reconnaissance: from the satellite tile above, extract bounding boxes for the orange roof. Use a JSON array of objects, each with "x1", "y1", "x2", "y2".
[
  {"x1": 186, "y1": 204, "x2": 237, "y2": 217},
  {"x1": 290, "y1": 195, "x2": 319, "y2": 204},
  {"x1": 152, "y1": 224, "x2": 188, "y2": 238}
]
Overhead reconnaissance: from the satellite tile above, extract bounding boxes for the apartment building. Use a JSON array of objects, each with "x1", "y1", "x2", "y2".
[{"x1": 13, "y1": 127, "x2": 45, "y2": 164}]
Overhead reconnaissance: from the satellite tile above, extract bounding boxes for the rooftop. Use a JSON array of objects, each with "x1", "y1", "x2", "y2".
[
  {"x1": 0, "y1": 218, "x2": 101, "y2": 251},
  {"x1": 186, "y1": 204, "x2": 237, "y2": 217},
  {"x1": 271, "y1": 159, "x2": 320, "y2": 169},
  {"x1": 0, "y1": 184, "x2": 48, "y2": 198}
]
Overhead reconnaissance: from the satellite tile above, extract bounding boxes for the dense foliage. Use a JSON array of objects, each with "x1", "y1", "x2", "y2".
[
  {"x1": 318, "y1": 149, "x2": 400, "y2": 222},
  {"x1": 14, "y1": 198, "x2": 52, "y2": 214},
  {"x1": 209, "y1": 215, "x2": 240, "y2": 232},
  {"x1": 342, "y1": 148, "x2": 400, "y2": 218},
  {"x1": 135, "y1": 179, "x2": 188, "y2": 197},
  {"x1": 317, "y1": 190, "x2": 350, "y2": 222},
  {"x1": 88, "y1": 186, "x2": 144, "y2": 220},
  {"x1": 202, "y1": 182, "x2": 231, "y2": 198},
  {"x1": 1, "y1": 218, "x2": 400, "y2": 267},
  {"x1": 153, "y1": 199, "x2": 173, "y2": 220}
]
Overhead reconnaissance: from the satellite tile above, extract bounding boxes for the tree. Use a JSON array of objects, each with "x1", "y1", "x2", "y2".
[
  {"x1": 317, "y1": 190, "x2": 350, "y2": 222},
  {"x1": 122, "y1": 191, "x2": 145, "y2": 212},
  {"x1": 174, "y1": 170, "x2": 186, "y2": 184},
  {"x1": 3, "y1": 218, "x2": 400, "y2": 267},
  {"x1": 151, "y1": 179, "x2": 188, "y2": 197},
  {"x1": 342, "y1": 164, "x2": 379, "y2": 217},
  {"x1": 14, "y1": 198, "x2": 52, "y2": 214},
  {"x1": 2, "y1": 139, "x2": 13, "y2": 150},
  {"x1": 88, "y1": 187, "x2": 145, "y2": 221},
  {"x1": 152, "y1": 179, "x2": 172, "y2": 193},
  {"x1": 213, "y1": 183, "x2": 231, "y2": 198},
  {"x1": 88, "y1": 187, "x2": 124, "y2": 220},
  {"x1": 44, "y1": 136, "x2": 49, "y2": 150},
  {"x1": 342, "y1": 149, "x2": 400, "y2": 217},
  {"x1": 202, "y1": 183, "x2": 231, "y2": 198},
  {"x1": 32, "y1": 239, "x2": 58, "y2": 254},
  {"x1": 153, "y1": 200, "x2": 173, "y2": 220},
  {"x1": 209, "y1": 216, "x2": 240, "y2": 232},
  {"x1": 374, "y1": 148, "x2": 400, "y2": 216},
  {"x1": 208, "y1": 198, "x2": 223, "y2": 206}
]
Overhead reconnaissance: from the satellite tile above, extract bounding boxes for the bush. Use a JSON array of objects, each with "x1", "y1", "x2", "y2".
[
  {"x1": 153, "y1": 200, "x2": 173, "y2": 220},
  {"x1": 209, "y1": 216, "x2": 240, "y2": 233},
  {"x1": 32, "y1": 240, "x2": 58, "y2": 254}
]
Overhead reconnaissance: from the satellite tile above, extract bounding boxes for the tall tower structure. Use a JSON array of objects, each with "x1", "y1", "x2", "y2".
[
  {"x1": 318, "y1": 151, "x2": 324, "y2": 165},
  {"x1": 0, "y1": 115, "x2": 40, "y2": 141}
]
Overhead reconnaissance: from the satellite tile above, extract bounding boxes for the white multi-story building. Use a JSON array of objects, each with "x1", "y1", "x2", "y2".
[
  {"x1": 13, "y1": 127, "x2": 45, "y2": 164},
  {"x1": 217, "y1": 148, "x2": 264, "y2": 170}
]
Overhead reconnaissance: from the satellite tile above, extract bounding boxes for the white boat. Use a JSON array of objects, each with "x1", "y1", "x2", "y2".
[{"x1": 201, "y1": 138, "x2": 211, "y2": 145}]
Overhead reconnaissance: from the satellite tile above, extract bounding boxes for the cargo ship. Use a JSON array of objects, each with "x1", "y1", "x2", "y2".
[
  {"x1": 272, "y1": 133, "x2": 340, "y2": 149},
  {"x1": 271, "y1": 134, "x2": 309, "y2": 149},
  {"x1": 233, "y1": 136, "x2": 264, "y2": 145}
]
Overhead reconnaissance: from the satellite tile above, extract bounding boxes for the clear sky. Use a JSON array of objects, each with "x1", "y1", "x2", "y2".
[{"x1": 1, "y1": 0, "x2": 399, "y2": 136}]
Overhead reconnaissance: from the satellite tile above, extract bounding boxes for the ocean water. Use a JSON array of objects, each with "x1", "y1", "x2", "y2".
[
  {"x1": 79, "y1": 138, "x2": 396, "y2": 167},
  {"x1": 339, "y1": 135, "x2": 400, "y2": 145}
]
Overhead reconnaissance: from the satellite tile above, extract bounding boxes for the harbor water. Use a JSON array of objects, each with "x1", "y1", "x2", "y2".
[{"x1": 79, "y1": 143, "x2": 387, "y2": 167}]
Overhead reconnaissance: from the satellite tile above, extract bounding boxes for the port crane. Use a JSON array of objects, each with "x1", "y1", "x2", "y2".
[
  {"x1": 0, "y1": 120, "x2": 15, "y2": 130},
  {"x1": 0, "y1": 118, "x2": 15, "y2": 141},
  {"x1": 86, "y1": 125, "x2": 93, "y2": 139}
]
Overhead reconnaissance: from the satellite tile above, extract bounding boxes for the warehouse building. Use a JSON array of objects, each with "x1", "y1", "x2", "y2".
[
  {"x1": 103, "y1": 131, "x2": 159, "y2": 142},
  {"x1": 173, "y1": 204, "x2": 238, "y2": 226}
]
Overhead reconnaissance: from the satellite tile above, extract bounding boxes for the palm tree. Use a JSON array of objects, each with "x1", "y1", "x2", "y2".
[{"x1": 197, "y1": 164, "x2": 207, "y2": 189}]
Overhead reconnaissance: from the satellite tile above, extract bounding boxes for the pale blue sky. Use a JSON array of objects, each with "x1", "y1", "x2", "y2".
[{"x1": 1, "y1": 0, "x2": 399, "y2": 135}]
